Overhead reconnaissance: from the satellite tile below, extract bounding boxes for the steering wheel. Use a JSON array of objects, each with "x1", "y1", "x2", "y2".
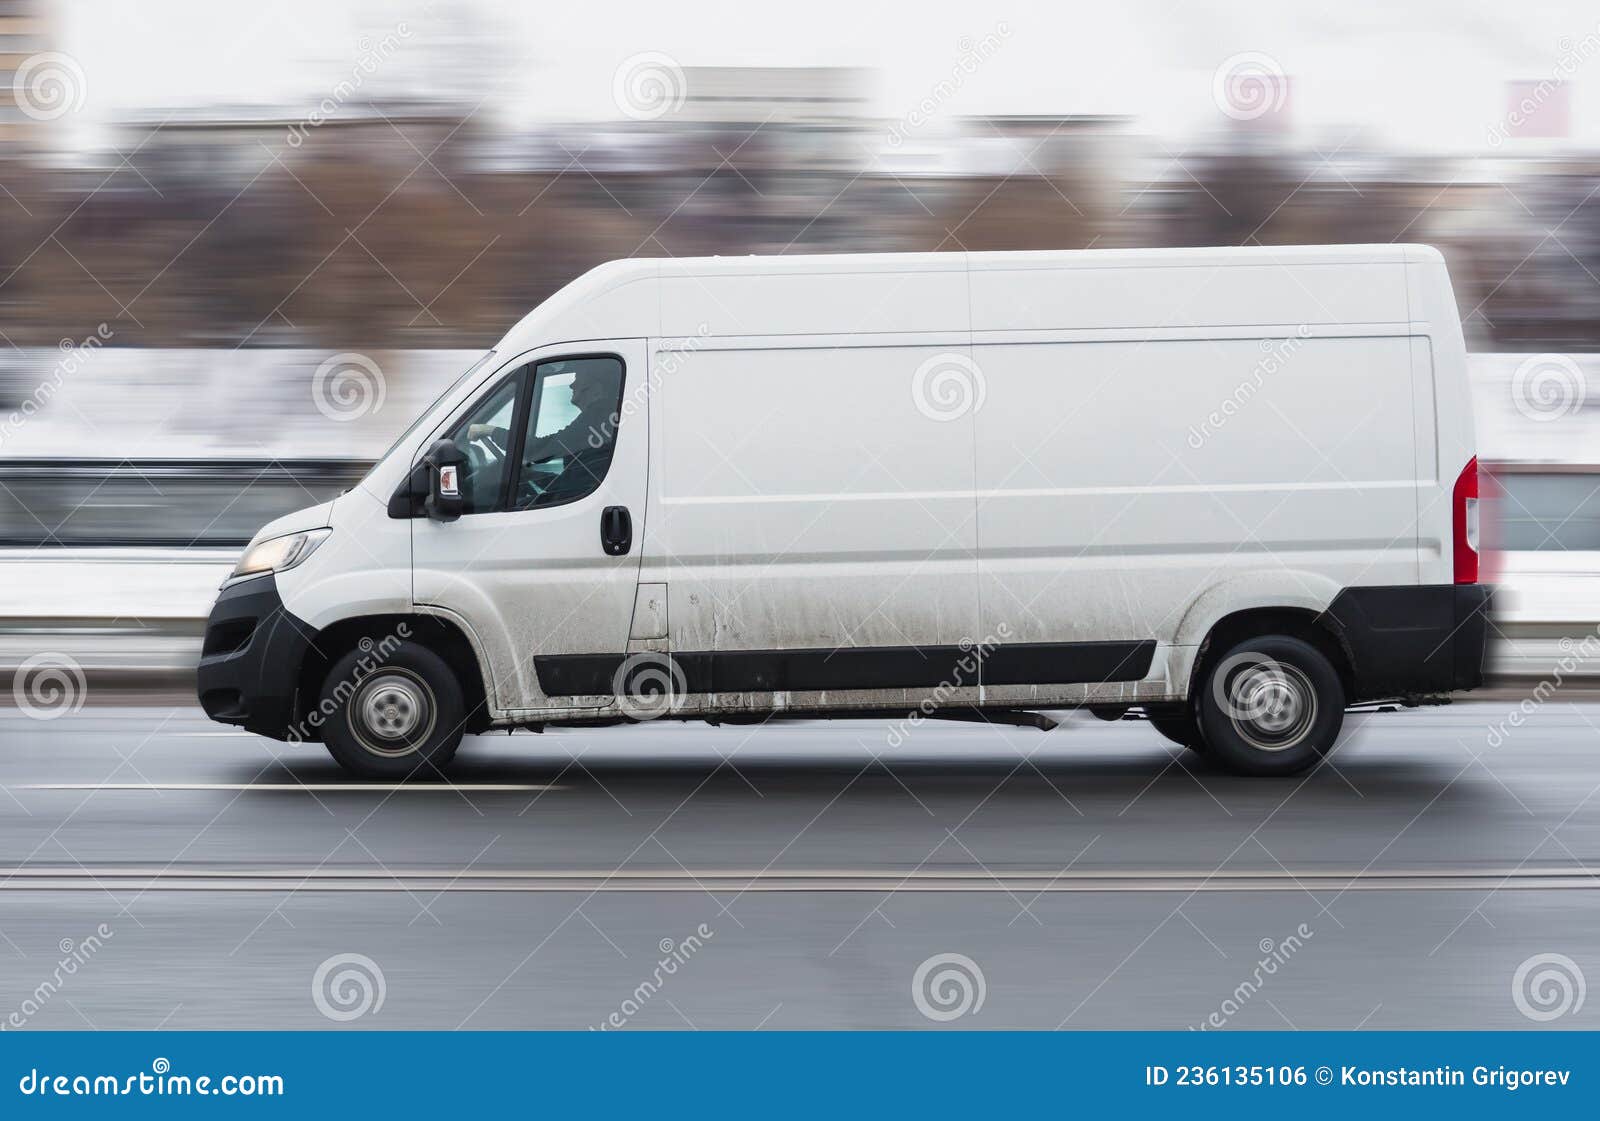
[{"x1": 459, "y1": 425, "x2": 509, "y2": 499}]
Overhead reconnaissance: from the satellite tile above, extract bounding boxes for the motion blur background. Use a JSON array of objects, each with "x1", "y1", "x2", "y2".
[
  {"x1": 1, "y1": 0, "x2": 1599, "y2": 674},
  {"x1": 5, "y1": 0, "x2": 1600, "y2": 1033}
]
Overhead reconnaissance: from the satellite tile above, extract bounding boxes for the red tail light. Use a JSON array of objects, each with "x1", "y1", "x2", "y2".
[{"x1": 1453, "y1": 456, "x2": 1480, "y2": 585}]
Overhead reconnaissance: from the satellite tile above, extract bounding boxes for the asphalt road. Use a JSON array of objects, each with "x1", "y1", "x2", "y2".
[{"x1": 1, "y1": 702, "x2": 1597, "y2": 1030}]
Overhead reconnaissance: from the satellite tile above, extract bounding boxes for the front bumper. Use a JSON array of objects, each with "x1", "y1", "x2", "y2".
[
  {"x1": 196, "y1": 575, "x2": 316, "y2": 739},
  {"x1": 1322, "y1": 583, "x2": 1494, "y2": 701}
]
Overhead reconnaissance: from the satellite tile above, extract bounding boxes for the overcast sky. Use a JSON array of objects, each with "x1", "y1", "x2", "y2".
[{"x1": 55, "y1": 0, "x2": 1600, "y2": 151}]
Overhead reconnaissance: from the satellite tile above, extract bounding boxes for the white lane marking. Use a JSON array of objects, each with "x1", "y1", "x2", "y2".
[
  {"x1": 15, "y1": 783, "x2": 561, "y2": 793},
  {"x1": 0, "y1": 867, "x2": 1597, "y2": 893},
  {"x1": 176, "y1": 731, "x2": 255, "y2": 737}
]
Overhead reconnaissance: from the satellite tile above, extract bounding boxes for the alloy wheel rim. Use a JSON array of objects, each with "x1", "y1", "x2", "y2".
[
  {"x1": 1228, "y1": 661, "x2": 1316, "y2": 752},
  {"x1": 353, "y1": 672, "x2": 434, "y2": 757}
]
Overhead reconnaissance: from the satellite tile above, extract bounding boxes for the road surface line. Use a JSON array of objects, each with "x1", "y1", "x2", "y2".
[
  {"x1": 14, "y1": 783, "x2": 562, "y2": 792},
  {"x1": 0, "y1": 867, "x2": 1597, "y2": 893}
]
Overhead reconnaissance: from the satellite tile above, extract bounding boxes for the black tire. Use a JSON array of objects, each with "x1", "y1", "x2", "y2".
[
  {"x1": 320, "y1": 639, "x2": 465, "y2": 779},
  {"x1": 1145, "y1": 706, "x2": 1208, "y2": 753},
  {"x1": 1196, "y1": 635, "x2": 1344, "y2": 777}
]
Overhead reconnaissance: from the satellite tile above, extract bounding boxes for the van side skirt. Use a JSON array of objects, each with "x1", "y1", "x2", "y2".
[{"x1": 534, "y1": 640, "x2": 1156, "y2": 697}]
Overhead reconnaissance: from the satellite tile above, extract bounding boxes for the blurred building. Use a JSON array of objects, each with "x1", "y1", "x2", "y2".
[
  {"x1": 0, "y1": 0, "x2": 49, "y2": 147},
  {"x1": 0, "y1": 46, "x2": 1597, "y2": 353},
  {"x1": 0, "y1": 42, "x2": 1598, "y2": 549},
  {"x1": 679, "y1": 65, "x2": 873, "y2": 127}
]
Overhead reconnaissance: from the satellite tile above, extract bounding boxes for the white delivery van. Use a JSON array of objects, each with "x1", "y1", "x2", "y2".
[{"x1": 198, "y1": 244, "x2": 1491, "y2": 778}]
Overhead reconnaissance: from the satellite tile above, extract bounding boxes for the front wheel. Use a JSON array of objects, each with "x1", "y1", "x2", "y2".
[
  {"x1": 320, "y1": 640, "x2": 465, "y2": 779},
  {"x1": 1196, "y1": 635, "x2": 1344, "y2": 777}
]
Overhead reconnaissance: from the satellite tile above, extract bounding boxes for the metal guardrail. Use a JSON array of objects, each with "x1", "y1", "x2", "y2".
[
  {"x1": 0, "y1": 459, "x2": 371, "y2": 547},
  {"x1": 2, "y1": 457, "x2": 1599, "y2": 550},
  {"x1": 0, "y1": 457, "x2": 1595, "y2": 699}
]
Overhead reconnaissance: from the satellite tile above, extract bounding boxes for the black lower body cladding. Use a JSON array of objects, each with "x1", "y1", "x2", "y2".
[
  {"x1": 195, "y1": 577, "x2": 1489, "y2": 739},
  {"x1": 534, "y1": 640, "x2": 1157, "y2": 697},
  {"x1": 1319, "y1": 583, "x2": 1493, "y2": 701},
  {"x1": 196, "y1": 575, "x2": 316, "y2": 739}
]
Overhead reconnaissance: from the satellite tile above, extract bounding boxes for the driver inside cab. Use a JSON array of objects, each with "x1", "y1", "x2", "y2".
[{"x1": 454, "y1": 356, "x2": 623, "y2": 513}]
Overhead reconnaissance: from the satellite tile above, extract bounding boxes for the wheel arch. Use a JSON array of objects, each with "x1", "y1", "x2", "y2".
[
  {"x1": 296, "y1": 612, "x2": 495, "y2": 737},
  {"x1": 1186, "y1": 605, "x2": 1356, "y2": 703}
]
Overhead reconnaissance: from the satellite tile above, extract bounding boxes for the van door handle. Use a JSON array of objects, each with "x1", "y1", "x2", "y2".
[{"x1": 601, "y1": 506, "x2": 632, "y2": 556}]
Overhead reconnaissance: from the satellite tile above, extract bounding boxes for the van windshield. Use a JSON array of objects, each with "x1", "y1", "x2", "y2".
[{"x1": 364, "y1": 350, "x2": 496, "y2": 475}]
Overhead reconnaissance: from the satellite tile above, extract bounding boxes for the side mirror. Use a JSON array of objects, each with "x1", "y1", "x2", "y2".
[{"x1": 423, "y1": 438, "x2": 466, "y2": 522}]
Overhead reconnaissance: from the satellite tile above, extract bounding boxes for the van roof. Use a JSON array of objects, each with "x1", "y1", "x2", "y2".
[
  {"x1": 652, "y1": 243, "x2": 1430, "y2": 276},
  {"x1": 498, "y1": 244, "x2": 1438, "y2": 352}
]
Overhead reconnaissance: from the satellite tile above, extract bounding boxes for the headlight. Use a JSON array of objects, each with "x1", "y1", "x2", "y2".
[{"x1": 229, "y1": 528, "x2": 332, "y2": 581}]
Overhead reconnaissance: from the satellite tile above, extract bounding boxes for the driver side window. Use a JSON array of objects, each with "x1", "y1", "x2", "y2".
[
  {"x1": 513, "y1": 356, "x2": 624, "y2": 510},
  {"x1": 443, "y1": 374, "x2": 520, "y2": 515}
]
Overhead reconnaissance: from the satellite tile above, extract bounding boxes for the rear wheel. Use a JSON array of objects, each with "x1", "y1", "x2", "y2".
[
  {"x1": 1196, "y1": 634, "x2": 1344, "y2": 776},
  {"x1": 320, "y1": 640, "x2": 465, "y2": 779}
]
